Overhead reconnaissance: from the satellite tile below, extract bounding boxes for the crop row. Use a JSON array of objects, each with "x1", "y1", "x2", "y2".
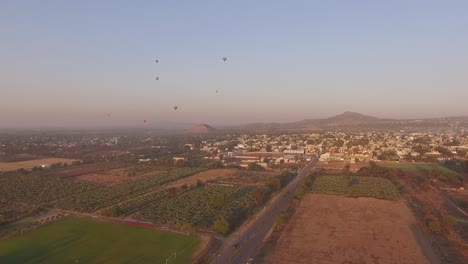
[
  {"x1": 0, "y1": 173, "x2": 99, "y2": 205},
  {"x1": 311, "y1": 175, "x2": 400, "y2": 200},
  {"x1": 139, "y1": 185, "x2": 255, "y2": 228},
  {"x1": 53, "y1": 167, "x2": 204, "y2": 212}
]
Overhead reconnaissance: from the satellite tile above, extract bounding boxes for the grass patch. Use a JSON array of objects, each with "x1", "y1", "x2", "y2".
[
  {"x1": 381, "y1": 163, "x2": 463, "y2": 184},
  {"x1": 0, "y1": 217, "x2": 200, "y2": 264},
  {"x1": 311, "y1": 175, "x2": 400, "y2": 200}
]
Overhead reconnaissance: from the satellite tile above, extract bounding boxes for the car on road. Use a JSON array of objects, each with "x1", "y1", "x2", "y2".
[
  {"x1": 232, "y1": 243, "x2": 240, "y2": 250},
  {"x1": 246, "y1": 257, "x2": 254, "y2": 263}
]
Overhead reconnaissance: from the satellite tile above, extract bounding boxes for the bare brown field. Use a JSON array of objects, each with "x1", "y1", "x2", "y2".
[
  {"x1": 163, "y1": 169, "x2": 238, "y2": 189},
  {"x1": 73, "y1": 168, "x2": 161, "y2": 186},
  {"x1": 50, "y1": 165, "x2": 108, "y2": 178},
  {"x1": 0, "y1": 158, "x2": 80, "y2": 172},
  {"x1": 268, "y1": 194, "x2": 430, "y2": 264}
]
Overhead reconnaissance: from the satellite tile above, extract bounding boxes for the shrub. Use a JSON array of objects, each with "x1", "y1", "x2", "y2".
[
  {"x1": 442, "y1": 215, "x2": 457, "y2": 227},
  {"x1": 427, "y1": 220, "x2": 442, "y2": 233},
  {"x1": 213, "y1": 217, "x2": 230, "y2": 235}
]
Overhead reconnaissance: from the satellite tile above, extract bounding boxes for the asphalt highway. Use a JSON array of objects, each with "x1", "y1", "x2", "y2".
[{"x1": 213, "y1": 158, "x2": 318, "y2": 264}]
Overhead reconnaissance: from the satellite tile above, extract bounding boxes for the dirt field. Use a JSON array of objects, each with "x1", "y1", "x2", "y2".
[
  {"x1": 268, "y1": 194, "x2": 430, "y2": 264},
  {"x1": 0, "y1": 158, "x2": 79, "y2": 171},
  {"x1": 163, "y1": 169, "x2": 238, "y2": 189},
  {"x1": 73, "y1": 168, "x2": 161, "y2": 186},
  {"x1": 50, "y1": 165, "x2": 107, "y2": 178}
]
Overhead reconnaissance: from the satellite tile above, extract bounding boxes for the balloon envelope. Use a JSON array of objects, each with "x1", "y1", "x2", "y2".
[{"x1": 222, "y1": 57, "x2": 227, "y2": 62}]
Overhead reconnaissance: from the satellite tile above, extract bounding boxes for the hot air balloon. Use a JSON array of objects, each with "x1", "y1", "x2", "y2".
[
  {"x1": 222, "y1": 57, "x2": 227, "y2": 62},
  {"x1": 108, "y1": 113, "x2": 110, "y2": 117},
  {"x1": 155, "y1": 77, "x2": 159, "y2": 80},
  {"x1": 144, "y1": 119, "x2": 147, "y2": 123},
  {"x1": 174, "y1": 106, "x2": 178, "y2": 111},
  {"x1": 155, "y1": 59, "x2": 159, "y2": 63},
  {"x1": 216, "y1": 89, "x2": 219, "y2": 93}
]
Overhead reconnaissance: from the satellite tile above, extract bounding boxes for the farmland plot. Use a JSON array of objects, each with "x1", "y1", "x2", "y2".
[
  {"x1": 53, "y1": 167, "x2": 204, "y2": 212},
  {"x1": 311, "y1": 175, "x2": 400, "y2": 200},
  {"x1": 268, "y1": 194, "x2": 430, "y2": 264},
  {"x1": 139, "y1": 185, "x2": 256, "y2": 228}
]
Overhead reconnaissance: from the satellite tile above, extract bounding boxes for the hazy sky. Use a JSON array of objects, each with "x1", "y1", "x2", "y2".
[{"x1": 1, "y1": 0, "x2": 468, "y2": 128}]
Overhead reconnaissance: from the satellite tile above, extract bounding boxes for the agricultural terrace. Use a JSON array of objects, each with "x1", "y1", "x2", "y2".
[
  {"x1": 0, "y1": 217, "x2": 200, "y2": 264},
  {"x1": 0, "y1": 158, "x2": 80, "y2": 172},
  {"x1": 311, "y1": 175, "x2": 400, "y2": 200},
  {"x1": 268, "y1": 194, "x2": 429, "y2": 264}
]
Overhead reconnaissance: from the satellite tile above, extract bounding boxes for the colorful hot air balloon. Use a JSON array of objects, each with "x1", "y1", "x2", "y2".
[{"x1": 222, "y1": 57, "x2": 227, "y2": 62}]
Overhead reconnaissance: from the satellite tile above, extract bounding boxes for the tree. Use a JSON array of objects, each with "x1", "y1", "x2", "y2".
[
  {"x1": 181, "y1": 223, "x2": 195, "y2": 233},
  {"x1": 105, "y1": 206, "x2": 121, "y2": 217},
  {"x1": 274, "y1": 211, "x2": 287, "y2": 230},
  {"x1": 248, "y1": 163, "x2": 265, "y2": 171},
  {"x1": 213, "y1": 217, "x2": 230, "y2": 235},
  {"x1": 253, "y1": 188, "x2": 264, "y2": 205},
  {"x1": 268, "y1": 178, "x2": 281, "y2": 192},
  {"x1": 0, "y1": 214, "x2": 5, "y2": 225},
  {"x1": 266, "y1": 145, "x2": 272, "y2": 152},
  {"x1": 442, "y1": 215, "x2": 457, "y2": 227},
  {"x1": 427, "y1": 220, "x2": 441, "y2": 233},
  {"x1": 181, "y1": 184, "x2": 188, "y2": 191},
  {"x1": 334, "y1": 139, "x2": 344, "y2": 148},
  {"x1": 196, "y1": 179, "x2": 204, "y2": 188}
]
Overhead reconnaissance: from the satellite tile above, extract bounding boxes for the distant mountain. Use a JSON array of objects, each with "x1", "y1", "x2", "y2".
[
  {"x1": 191, "y1": 124, "x2": 216, "y2": 134},
  {"x1": 236, "y1": 112, "x2": 397, "y2": 131}
]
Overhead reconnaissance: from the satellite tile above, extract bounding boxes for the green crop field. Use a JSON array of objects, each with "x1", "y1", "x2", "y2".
[
  {"x1": 381, "y1": 163, "x2": 456, "y2": 175},
  {"x1": 381, "y1": 163, "x2": 464, "y2": 183},
  {"x1": 0, "y1": 217, "x2": 200, "y2": 264},
  {"x1": 311, "y1": 175, "x2": 400, "y2": 200}
]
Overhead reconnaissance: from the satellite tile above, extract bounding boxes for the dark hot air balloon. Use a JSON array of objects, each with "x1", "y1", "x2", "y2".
[
  {"x1": 174, "y1": 106, "x2": 178, "y2": 111},
  {"x1": 222, "y1": 57, "x2": 227, "y2": 62},
  {"x1": 155, "y1": 59, "x2": 159, "y2": 63},
  {"x1": 155, "y1": 77, "x2": 159, "y2": 80}
]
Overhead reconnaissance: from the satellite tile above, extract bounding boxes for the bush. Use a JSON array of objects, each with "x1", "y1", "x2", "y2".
[
  {"x1": 213, "y1": 217, "x2": 230, "y2": 235},
  {"x1": 427, "y1": 220, "x2": 442, "y2": 233},
  {"x1": 442, "y1": 215, "x2": 457, "y2": 227},
  {"x1": 274, "y1": 211, "x2": 287, "y2": 230},
  {"x1": 248, "y1": 163, "x2": 265, "y2": 171}
]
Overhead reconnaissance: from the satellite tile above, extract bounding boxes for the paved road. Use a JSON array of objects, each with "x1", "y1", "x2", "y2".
[{"x1": 212, "y1": 158, "x2": 318, "y2": 264}]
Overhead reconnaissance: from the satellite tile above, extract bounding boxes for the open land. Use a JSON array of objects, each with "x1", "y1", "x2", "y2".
[
  {"x1": 0, "y1": 217, "x2": 201, "y2": 264},
  {"x1": 163, "y1": 168, "x2": 238, "y2": 189},
  {"x1": 268, "y1": 194, "x2": 429, "y2": 264},
  {"x1": 0, "y1": 158, "x2": 80, "y2": 171},
  {"x1": 72, "y1": 168, "x2": 162, "y2": 186}
]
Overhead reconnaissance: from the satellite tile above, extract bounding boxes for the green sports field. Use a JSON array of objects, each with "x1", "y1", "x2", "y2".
[{"x1": 0, "y1": 217, "x2": 200, "y2": 264}]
